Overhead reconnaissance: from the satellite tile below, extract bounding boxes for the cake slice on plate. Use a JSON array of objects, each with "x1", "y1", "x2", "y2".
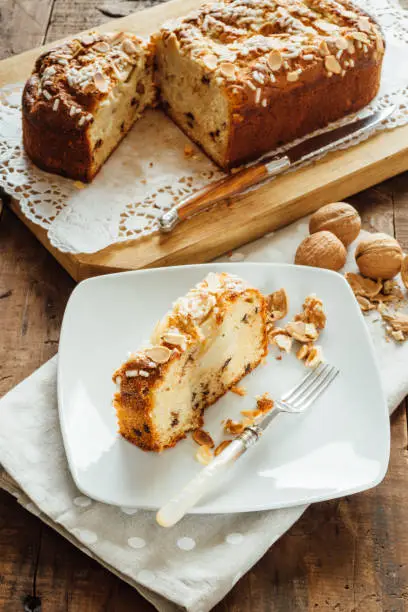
[{"x1": 113, "y1": 272, "x2": 268, "y2": 451}]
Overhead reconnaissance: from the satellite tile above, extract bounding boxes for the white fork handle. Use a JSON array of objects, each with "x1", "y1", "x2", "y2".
[{"x1": 156, "y1": 438, "x2": 246, "y2": 527}]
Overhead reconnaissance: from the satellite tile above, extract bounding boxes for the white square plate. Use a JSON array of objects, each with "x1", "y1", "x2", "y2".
[{"x1": 58, "y1": 263, "x2": 390, "y2": 513}]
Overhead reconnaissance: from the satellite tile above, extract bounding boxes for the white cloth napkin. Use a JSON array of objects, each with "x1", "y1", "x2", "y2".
[{"x1": 1, "y1": 217, "x2": 408, "y2": 612}]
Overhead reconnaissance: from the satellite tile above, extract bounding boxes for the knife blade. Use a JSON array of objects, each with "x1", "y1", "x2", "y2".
[{"x1": 158, "y1": 105, "x2": 395, "y2": 232}]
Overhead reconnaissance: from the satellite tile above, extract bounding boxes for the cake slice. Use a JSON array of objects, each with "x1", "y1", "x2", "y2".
[
  {"x1": 113, "y1": 272, "x2": 268, "y2": 451},
  {"x1": 22, "y1": 31, "x2": 156, "y2": 182}
]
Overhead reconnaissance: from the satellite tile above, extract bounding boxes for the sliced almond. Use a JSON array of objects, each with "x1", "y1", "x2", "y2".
[
  {"x1": 324, "y1": 55, "x2": 342, "y2": 74},
  {"x1": 122, "y1": 38, "x2": 138, "y2": 55},
  {"x1": 347, "y1": 39, "x2": 355, "y2": 54},
  {"x1": 315, "y1": 20, "x2": 339, "y2": 33},
  {"x1": 287, "y1": 70, "x2": 300, "y2": 82},
  {"x1": 145, "y1": 345, "x2": 172, "y2": 364},
  {"x1": 241, "y1": 409, "x2": 262, "y2": 420},
  {"x1": 351, "y1": 31, "x2": 370, "y2": 43},
  {"x1": 357, "y1": 17, "x2": 371, "y2": 32},
  {"x1": 267, "y1": 50, "x2": 282, "y2": 71},
  {"x1": 391, "y1": 330, "x2": 405, "y2": 342},
  {"x1": 260, "y1": 22, "x2": 275, "y2": 36},
  {"x1": 162, "y1": 332, "x2": 187, "y2": 350},
  {"x1": 230, "y1": 385, "x2": 247, "y2": 396},
  {"x1": 94, "y1": 71, "x2": 109, "y2": 93},
  {"x1": 219, "y1": 62, "x2": 236, "y2": 78},
  {"x1": 319, "y1": 40, "x2": 330, "y2": 56},
  {"x1": 375, "y1": 32, "x2": 384, "y2": 54},
  {"x1": 214, "y1": 440, "x2": 232, "y2": 456},
  {"x1": 335, "y1": 37, "x2": 348, "y2": 50},
  {"x1": 193, "y1": 429, "x2": 215, "y2": 448},
  {"x1": 196, "y1": 445, "x2": 213, "y2": 465},
  {"x1": 94, "y1": 41, "x2": 110, "y2": 53},
  {"x1": 202, "y1": 54, "x2": 218, "y2": 70}
]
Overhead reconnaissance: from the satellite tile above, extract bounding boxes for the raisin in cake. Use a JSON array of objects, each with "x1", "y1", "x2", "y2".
[
  {"x1": 22, "y1": 32, "x2": 156, "y2": 181},
  {"x1": 154, "y1": 0, "x2": 385, "y2": 169},
  {"x1": 113, "y1": 272, "x2": 268, "y2": 451}
]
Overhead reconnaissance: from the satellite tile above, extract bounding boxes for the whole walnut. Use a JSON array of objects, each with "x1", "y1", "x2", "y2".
[
  {"x1": 295, "y1": 231, "x2": 347, "y2": 271},
  {"x1": 355, "y1": 233, "x2": 403, "y2": 280},
  {"x1": 309, "y1": 202, "x2": 361, "y2": 246}
]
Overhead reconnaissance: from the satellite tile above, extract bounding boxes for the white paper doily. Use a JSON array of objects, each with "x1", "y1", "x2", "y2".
[{"x1": 0, "y1": 0, "x2": 407, "y2": 255}]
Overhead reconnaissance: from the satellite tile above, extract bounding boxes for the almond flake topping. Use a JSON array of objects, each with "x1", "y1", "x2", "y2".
[
  {"x1": 358, "y1": 17, "x2": 372, "y2": 32},
  {"x1": 315, "y1": 19, "x2": 339, "y2": 33},
  {"x1": 324, "y1": 55, "x2": 342, "y2": 74},
  {"x1": 351, "y1": 31, "x2": 370, "y2": 43},
  {"x1": 319, "y1": 40, "x2": 330, "y2": 56},
  {"x1": 219, "y1": 62, "x2": 236, "y2": 78},
  {"x1": 125, "y1": 370, "x2": 139, "y2": 377},
  {"x1": 94, "y1": 41, "x2": 110, "y2": 53},
  {"x1": 287, "y1": 70, "x2": 300, "y2": 82},
  {"x1": 122, "y1": 38, "x2": 138, "y2": 55},
  {"x1": 202, "y1": 54, "x2": 218, "y2": 70},
  {"x1": 335, "y1": 37, "x2": 348, "y2": 50},
  {"x1": 162, "y1": 332, "x2": 187, "y2": 350},
  {"x1": 145, "y1": 345, "x2": 172, "y2": 364},
  {"x1": 94, "y1": 71, "x2": 109, "y2": 92},
  {"x1": 267, "y1": 50, "x2": 282, "y2": 71}
]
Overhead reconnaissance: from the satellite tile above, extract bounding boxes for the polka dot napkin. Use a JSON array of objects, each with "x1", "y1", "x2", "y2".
[{"x1": 1, "y1": 218, "x2": 407, "y2": 612}]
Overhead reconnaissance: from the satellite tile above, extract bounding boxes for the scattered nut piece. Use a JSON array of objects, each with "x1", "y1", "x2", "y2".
[
  {"x1": 345, "y1": 273, "x2": 382, "y2": 298},
  {"x1": 214, "y1": 440, "x2": 232, "y2": 456},
  {"x1": 196, "y1": 445, "x2": 213, "y2": 465},
  {"x1": 380, "y1": 310, "x2": 408, "y2": 333},
  {"x1": 296, "y1": 295, "x2": 326, "y2": 329},
  {"x1": 145, "y1": 345, "x2": 172, "y2": 364},
  {"x1": 274, "y1": 334, "x2": 293, "y2": 353},
  {"x1": 230, "y1": 385, "x2": 247, "y2": 396},
  {"x1": 304, "y1": 345, "x2": 324, "y2": 368},
  {"x1": 324, "y1": 55, "x2": 342, "y2": 74},
  {"x1": 286, "y1": 321, "x2": 318, "y2": 343},
  {"x1": 309, "y1": 202, "x2": 361, "y2": 246},
  {"x1": 295, "y1": 231, "x2": 347, "y2": 271},
  {"x1": 193, "y1": 429, "x2": 215, "y2": 448},
  {"x1": 241, "y1": 409, "x2": 262, "y2": 420},
  {"x1": 356, "y1": 295, "x2": 376, "y2": 312},
  {"x1": 355, "y1": 233, "x2": 403, "y2": 280},
  {"x1": 296, "y1": 343, "x2": 311, "y2": 360},
  {"x1": 267, "y1": 288, "x2": 289, "y2": 321},
  {"x1": 224, "y1": 419, "x2": 245, "y2": 435},
  {"x1": 391, "y1": 330, "x2": 405, "y2": 342}
]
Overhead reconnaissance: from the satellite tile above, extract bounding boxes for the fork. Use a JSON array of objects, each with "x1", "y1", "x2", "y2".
[{"x1": 156, "y1": 363, "x2": 340, "y2": 527}]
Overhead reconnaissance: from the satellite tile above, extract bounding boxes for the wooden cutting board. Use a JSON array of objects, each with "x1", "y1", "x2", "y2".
[{"x1": 1, "y1": 0, "x2": 408, "y2": 281}]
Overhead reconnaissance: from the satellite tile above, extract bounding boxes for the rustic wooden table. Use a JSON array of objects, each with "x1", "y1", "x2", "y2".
[{"x1": 1, "y1": 1, "x2": 408, "y2": 610}]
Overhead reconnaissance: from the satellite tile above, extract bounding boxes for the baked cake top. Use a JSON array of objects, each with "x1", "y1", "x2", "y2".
[
  {"x1": 113, "y1": 272, "x2": 262, "y2": 385},
  {"x1": 160, "y1": 0, "x2": 384, "y2": 106},
  {"x1": 23, "y1": 32, "x2": 152, "y2": 130}
]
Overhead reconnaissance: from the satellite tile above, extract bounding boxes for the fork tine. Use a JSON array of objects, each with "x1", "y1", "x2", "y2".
[
  {"x1": 282, "y1": 363, "x2": 328, "y2": 403},
  {"x1": 291, "y1": 365, "x2": 339, "y2": 409}
]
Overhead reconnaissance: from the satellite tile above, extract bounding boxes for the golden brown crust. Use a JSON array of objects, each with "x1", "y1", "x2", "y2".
[
  {"x1": 22, "y1": 32, "x2": 155, "y2": 181},
  {"x1": 158, "y1": 0, "x2": 385, "y2": 169}
]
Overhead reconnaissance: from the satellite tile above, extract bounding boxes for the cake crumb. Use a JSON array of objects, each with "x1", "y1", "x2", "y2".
[
  {"x1": 192, "y1": 429, "x2": 215, "y2": 448},
  {"x1": 74, "y1": 181, "x2": 85, "y2": 189},
  {"x1": 256, "y1": 392, "x2": 274, "y2": 413},
  {"x1": 224, "y1": 419, "x2": 245, "y2": 435},
  {"x1": 230, "y1": 385, "x2": 246, "y2": 396},
  {"x1": 184, "y1": 144, "x2": 194, "y2": 158},
  {"x1": 276, "y1": 355, "x2": 282, "y2": 361}
]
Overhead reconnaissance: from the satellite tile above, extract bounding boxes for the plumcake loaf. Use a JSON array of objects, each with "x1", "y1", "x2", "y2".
[
  {"x1": 113, "y1": 272, "x2": 268, "y2": 451},
  {"x1": 155, "y1": 0, "x2": 385, "y2": 169},
  {"x1": 22, "y1": 32, "x2": 155, "y2": 182}
]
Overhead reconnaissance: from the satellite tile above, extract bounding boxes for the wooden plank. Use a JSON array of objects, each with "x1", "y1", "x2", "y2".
[
  {"x1": 1, "y1": 0, "x2": 408, "y2": 280},
  {"x1": 0, "y1": 0, "x2": 54, "y2": 60}
]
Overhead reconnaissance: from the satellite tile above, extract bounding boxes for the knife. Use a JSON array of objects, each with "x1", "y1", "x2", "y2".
[{"x1": 158, "y1": 105, "x2": 395, "y2": 233}]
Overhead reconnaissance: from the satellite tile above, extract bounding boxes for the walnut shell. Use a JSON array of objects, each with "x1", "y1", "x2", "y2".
[
  {"x1": 355, "y1": 233, "x2": 403, "y2": 280},
  {"x1": 309, "y1": 202, "x2": 361, "y2": 246},
  {"x1": 401, "y1": 255, "x2": 408, "y2": 289},
  {"x1": 295, "y1": 231, "x2": 347, "y2": 271}
]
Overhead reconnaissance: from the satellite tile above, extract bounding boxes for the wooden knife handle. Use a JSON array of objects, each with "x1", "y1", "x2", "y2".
[{"x1": 158, "y1": 155, "x2": 291, "y2": 232}]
